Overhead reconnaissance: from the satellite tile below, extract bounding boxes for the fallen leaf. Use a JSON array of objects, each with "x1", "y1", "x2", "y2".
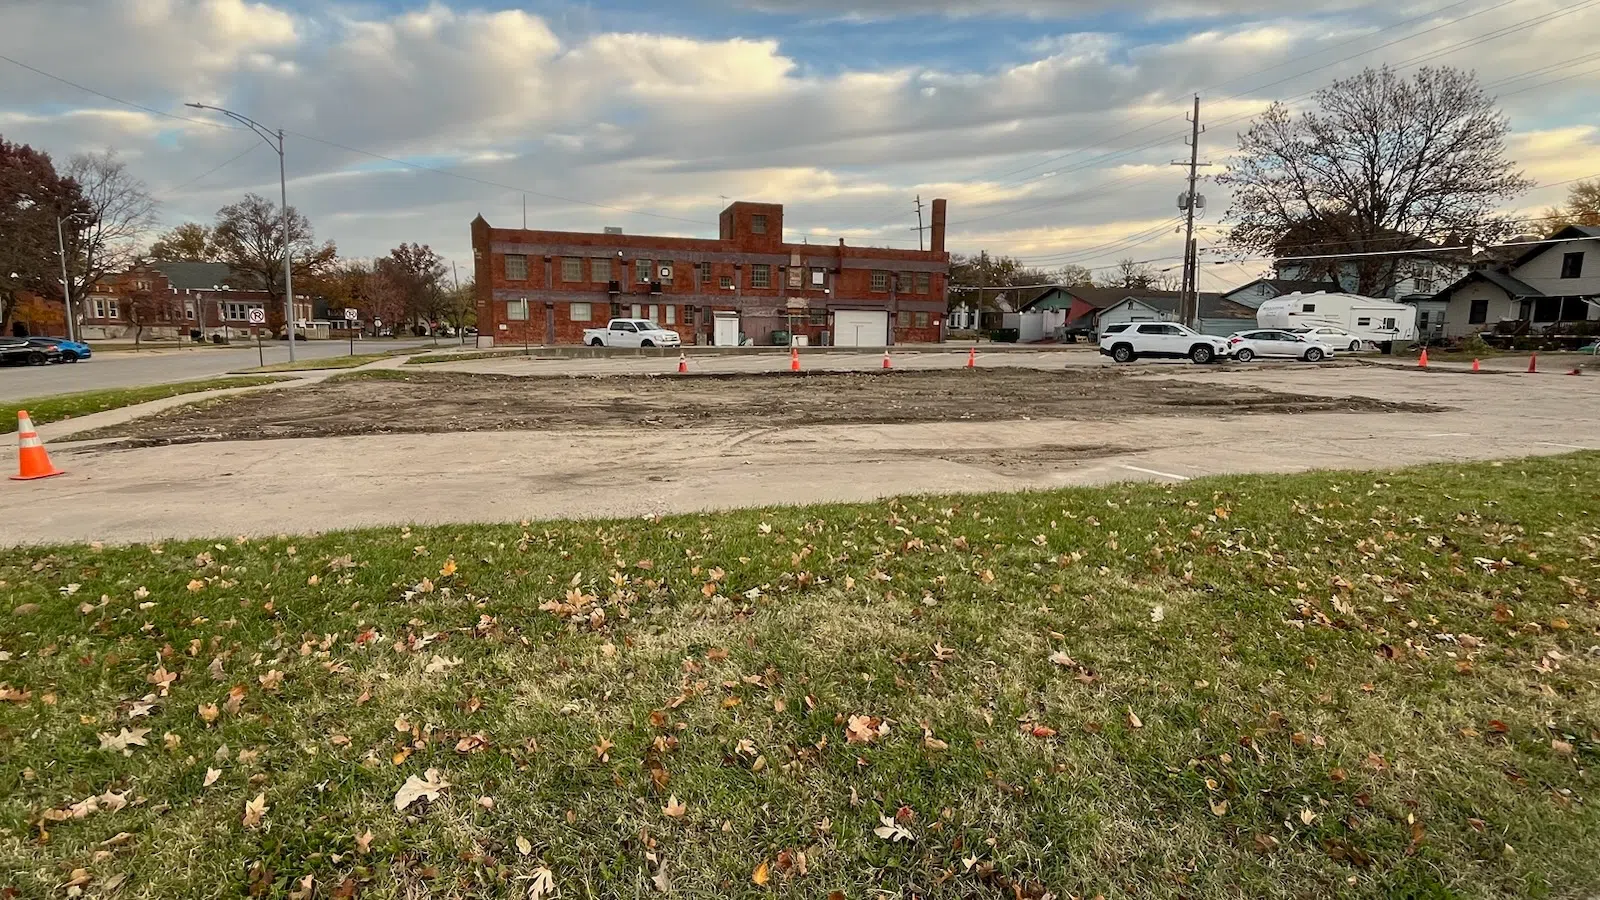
[
  {"x1": 526, "y1": 865, "x2": 555, "y2": 899},
  {"x1": 355, "y1": 830, "x2": 374, "y2": 854},
  {"x1": 242, "y1": 792, "x2": 269, "y2": 829},
  {"x1": 1150, "y1": 605, "x2": 1165, "y2": 623},
  {"x1": 423, "y1": 655, "x2": 461, "y2": 675},
  {"x1": 651, "y1": 859, "x2": 671, "y2": 893},
  {"x1": 204, "y1": 768, "x2": 222, "y2": 787},
  {"x1": 440, "y1": 558, "x2": 458, "y2": 577},
  {"x1": 393, "y1": 768, "x2": 451, "y2": 811},
  {"x1": 99, "y1": 831, "x2": 135, "y2": 848},
  {"x1": 845, "y1": 714, "x2": 889, "y2": 744},
  {"x1": 1210, "y1": 798, "x2": 1229, "y2": 817},
  {"x1": 97, "y1": 727, "x2": 151, "y2": 756},
  {"x1": 663, "y1": 796, "x2": 687, "y2": 818},
  {"x1": 515, "y1": 835, "x2": 533, "y2": 857},
  {"x1": 1126, "y1": 708, "x2": 1143, "y2": 729},
  {"x1": 1300, "y1": 808, "x2": 1317, "y2": 826},
  {"x1": 873, "y1": 815, "x2": 914, "y2": 842},
  {"x1": 147, "y1": 665, "x2": 177, "y2": 696},
  {"x1": 288, "y1": 875, "x2": 314, "y2": 900},
  {"x1": 752, "y1": 861, "x2": 770, "y2": 885},
  {"x1": 1552, "y1": 739, "x2": 1574, "y2": 757},
  {"x1": 1048, "y1": 650, "x2": 1075, "y2": 666}
]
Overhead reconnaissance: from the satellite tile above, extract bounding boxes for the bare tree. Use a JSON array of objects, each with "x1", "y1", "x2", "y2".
[
  {"x1": 1096, "y1": 258, "x2": 1161, "y2": 290},
  {"x1": 212, "y1": 193, "x2": 336, "y2": 333},
  {"x1": 149, "y1": 223, "x2": 218, "y2": 261},
  {"x1": 1051, "y1": 264, "x2": 1095, "y2": 287},
  {"x1": 62, "y1": 150, "x2": 159, "y2": 315},
  {"x1": 1218, "y1": 67, "x2": 1531, "y2": 296}
]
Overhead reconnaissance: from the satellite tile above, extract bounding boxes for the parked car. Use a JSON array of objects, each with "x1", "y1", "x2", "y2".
[
  {"x1": 0, "y1": 337, "x2": 62, "y2": 366},
  {"x1": 25, "y1": 337, "x2": 92, "y2": 362},
  {"x1": 1290, "y1": 325, "x2": 1365, "y2": 352},
  {"x1": 583, "y1": 319, "x2": 682, "y2": 348},
  {"x1": 1098, "y1": 322, "x2": 1231, "y2": 364},
  {"x1": 1228, "y1": 329, "x2": 1333, "y2": 362}
]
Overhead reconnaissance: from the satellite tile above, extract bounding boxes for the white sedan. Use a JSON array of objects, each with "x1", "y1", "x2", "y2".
[
  {"x1": 1291, "y1": 326, "x2": 1365, "y2": 352},
  {"x1": 1227, "y1": 329, "x2": 1333, "y2": 363}
]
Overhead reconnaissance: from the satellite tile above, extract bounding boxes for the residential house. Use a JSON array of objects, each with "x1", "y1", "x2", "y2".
[
  {"x1": 1427, "y1": 225, "x2": 1600, "y2": 339},
  {"x1": 471, "y1": 199, "x2": 950, "y2": 347},
  {"x1": 1275, "y1": 241, "x2": 1468, "y2": 300},
  {"x1": 1022, "y1": 286, "x2": 1255, "y2": 336},
  {"x1": 1219, "y1": 277, "x2": 1336, "y2": 310}
]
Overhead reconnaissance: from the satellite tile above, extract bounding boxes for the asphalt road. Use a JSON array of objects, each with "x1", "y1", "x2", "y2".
[{"x1": 0, "y1": 338, "x2": 445, "y2": 401}]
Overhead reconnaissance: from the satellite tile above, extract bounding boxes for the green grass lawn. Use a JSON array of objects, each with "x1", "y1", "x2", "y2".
[
  {"x1": 2, "y1": 456, "x2": 1597, "y2": 899},
  {"x1": 2, "y1": 377, "x2": 291, "y2": 434}
]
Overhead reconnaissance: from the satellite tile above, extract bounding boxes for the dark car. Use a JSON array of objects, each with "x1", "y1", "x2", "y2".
[
  {"x1": 25, "y1": 337, "x2": 92, "y2": 362},
  {"x1": 0, "y1": 337, "x2": 62, "y2": 366}
]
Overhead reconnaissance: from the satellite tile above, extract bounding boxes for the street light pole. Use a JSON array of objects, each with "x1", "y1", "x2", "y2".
[
  {"x1": 185, "y1": 103, "x2": 296, "y2": 362},
  {"x1": 56, "y1": 215, "x2": 75, "y2": 343}
]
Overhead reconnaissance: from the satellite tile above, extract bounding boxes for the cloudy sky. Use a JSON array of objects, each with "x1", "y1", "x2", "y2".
[{"x1": 2, "y1": 0, "x2": 1597, "y2": 288}]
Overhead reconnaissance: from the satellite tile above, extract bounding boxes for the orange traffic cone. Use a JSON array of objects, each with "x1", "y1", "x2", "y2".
[
  {"x1": 1417, "y1": 348, "x2": 1429, "y2": 368},
  {"x1": 790, "y1": 346, "x2": 801, "y2": 372},
  {"x1": 1471, "y1": 358, "x2": 1481, "y2": 372},
  {"x1": 1528, "y1": 353, "x2": 1538, "y2": 374},
  {"x1": 966, "y1": 347, "x2": 977, "y2": 369},
  {"x1": 882, "y1": 349, "x2": 892, "y2": 370},
  {"x1": 677, "y1": 353, "x2": 688, "y2": 374},
  {"x1": 11, "y1": 411, "x2": 64, "y2": 481}
]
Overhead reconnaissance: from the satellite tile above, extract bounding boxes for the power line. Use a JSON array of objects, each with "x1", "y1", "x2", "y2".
[
  {"x1": 162, "y1": 143, "x2": 259, "y2": 196},
  {"x1": 0, "y1": 53, "x2": 234, "y2": 131}
]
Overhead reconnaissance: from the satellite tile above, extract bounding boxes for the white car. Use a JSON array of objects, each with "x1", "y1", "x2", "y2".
[
  {"x1": 582, "y1": 319, "x2": 682, "y2": 348},
  {"x1": 1291, "y1": 326, "x2": 1365, "y2": 353},
  {"x1": 1098, "y1": 322, "x2": 1232, "y2": 364},
  {"x1": 1227, "y1": 329, "x2": 1333, "y2": 363}
]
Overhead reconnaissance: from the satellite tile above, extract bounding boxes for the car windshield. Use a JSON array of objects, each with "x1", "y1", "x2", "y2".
[{"x1": 637, "y1": 321, "x2": 663, "y2": 331}]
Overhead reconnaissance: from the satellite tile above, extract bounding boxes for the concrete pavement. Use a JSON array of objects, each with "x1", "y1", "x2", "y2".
[
  {"x1": 0, "y1": 338, "x2": 442, "y2": 402},
  {"x1": 4, "y1": 361, "x2": 1597, "y2": 545}
]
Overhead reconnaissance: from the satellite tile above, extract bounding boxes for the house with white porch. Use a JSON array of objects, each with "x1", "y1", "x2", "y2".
[{"x1": 1427, "y1": 225, "x2": 1600, "y2": 339}]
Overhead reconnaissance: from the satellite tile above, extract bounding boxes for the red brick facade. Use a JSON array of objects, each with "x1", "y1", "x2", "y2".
[
  {"x1": 74, "y1": 266, "x2": 313, "y2": 341},
  {"x1": 471, "y1": 200, "x2": 950, "y2": 347}
]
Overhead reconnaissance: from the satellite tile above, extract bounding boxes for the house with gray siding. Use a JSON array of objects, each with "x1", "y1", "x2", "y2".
[{"x1": 1427, "y1": 225, "x2": 1600, "y2": 339}]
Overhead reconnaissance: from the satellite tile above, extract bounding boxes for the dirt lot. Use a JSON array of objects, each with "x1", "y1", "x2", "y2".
[{"x1": 78, "y1": 367, "x2": 1436, "y2": 446}]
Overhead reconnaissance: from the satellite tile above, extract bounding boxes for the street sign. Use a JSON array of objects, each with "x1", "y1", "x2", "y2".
[
  {"x1": 247, "y1": 308, "x2": 266, "y2": 325},
  {"x1": 344, "y1": 308, "x2": 358, "y2": 321}
]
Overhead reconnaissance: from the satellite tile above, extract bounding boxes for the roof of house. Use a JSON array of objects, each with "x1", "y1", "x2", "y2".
[
  {"x1": 1098, "y1": 292, "x2": 1251, "y2": 319},
  {"x1": 1222, "y1": 277, "x2": 1336, "y2": 299},
  {"x1": 1510, "y1": 224, "x2": 1600, "y2": 269},
  {"x1": 149, "y1": 262, "x2": 245, "y2": 291}
]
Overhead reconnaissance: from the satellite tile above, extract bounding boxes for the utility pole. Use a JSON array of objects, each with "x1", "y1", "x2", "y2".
[
  {"x1": 1172, "y1": 95, "x2": 1210, "y2": 329},
  {"x1": 912, "y1": 195, "x2": 925, "y2": 251}
]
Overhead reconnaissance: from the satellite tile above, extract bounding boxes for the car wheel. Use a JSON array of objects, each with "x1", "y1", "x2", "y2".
[
  {"x1": 1111, "y1": 344, "x2": 1135, "y2": 363},
  {"x1": 589, "y1": 339, "x2": 604, "y2": 347},
  {"x1": 1190, "y1": 345, "x2": 1214, "y2": 364},
  {"x1": 641, "y1": 340, "x2": 655, "y2": 348},
  {"x1": 1348, "y1": 340, "x2": 1361, "y2": 352},
  {"x1": 28, "y1": 352, "x2": 48, "y2": 366},
  {"x1": 1304, "y1": 347, "x2": 1325, "y2": 362},
  {"x1": 1234, "y1": 347, "x2": 1254, "y2": 362},
  {"x1": 62, "y1": 350, "x2": 79, "y2": 362}
]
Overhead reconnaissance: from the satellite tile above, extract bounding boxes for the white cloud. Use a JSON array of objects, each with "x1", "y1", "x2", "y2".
[{"x1": 0, "y1": 0, "x2": 1596, "y2": 274}]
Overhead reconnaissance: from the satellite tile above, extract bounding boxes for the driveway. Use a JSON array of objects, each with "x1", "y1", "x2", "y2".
[{"x1": 0, "y1": 338, "x2": 444, "y2": 401}]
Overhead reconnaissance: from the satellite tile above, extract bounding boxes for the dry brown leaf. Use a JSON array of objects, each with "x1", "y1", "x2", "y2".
[
  {"x1": 97, "y1": 727, "x2": 151, "y2": 756},
  {"x1": 355, "y1": 830, "x2": 375, "y2": 854},
  {"x1": 1126, "y1": 708, "x2": 1143, "y2": 729},
  {"x1": 515, "y1": 835, "x2": 533, "y2": 857},
  {"x1": 393, "y1": 768, "x2": 450, "y2": 811},
  {"x1": 663, "y1": 795, "x2": 688, "y2": 818},
  {"x1": 751, "y1": 861, "x2": 770, "y2": 885},
  {"x1": 242, "y1": 792, "x2": 269, "y2": 829},
  {"x1": 203, "y1": 767, "x2": 221, "y2": 788}
]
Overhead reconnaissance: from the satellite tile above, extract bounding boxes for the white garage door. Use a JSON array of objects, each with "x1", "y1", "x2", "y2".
[{"x1": 833, "y1": 310, "x2": 888, "y2": 347}]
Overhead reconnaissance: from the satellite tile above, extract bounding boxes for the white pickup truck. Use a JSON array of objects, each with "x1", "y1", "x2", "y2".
[{"x1": 582, "y1": 319, "x2": 683, "y2": 348}]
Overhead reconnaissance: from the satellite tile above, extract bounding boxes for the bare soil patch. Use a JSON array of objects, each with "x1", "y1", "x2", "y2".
[{"x1": 77, "y1": 368, "x2": 1439, "y2": 447}]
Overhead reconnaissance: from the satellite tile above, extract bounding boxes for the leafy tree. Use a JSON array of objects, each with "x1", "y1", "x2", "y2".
[
  {"x1": 61, "y1": 150, "x2": 159, "y2": 317},
  {"x1": 212, "y1": 193, "x2": 336, "y2": 333},
  {"x1": 385, "y1": 243, "x2": 448, "y2": 329},
  {"x1": 149, "y1": 223, "x2": 218, "y2": 261},
  {"x1": 1218, "y1": 66, "x2": 1530, "y2": 296},
  {"x1": 122, "y1": 279, "x2": 183, "y2": 348},
  {"x1": 0, "y1": 137, "x2": 84, "y2": 327},
  {"x1": 1542, "y1": 179, "x2": 1600, "y2": 232},
  {"x1": 443, "y1": 279, "x2": 476, "y2": 333}
]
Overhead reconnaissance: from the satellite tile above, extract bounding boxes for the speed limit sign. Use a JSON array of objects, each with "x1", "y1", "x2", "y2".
[{"x1": 247, "y1": 308, "x2": 266, "y2": 325}]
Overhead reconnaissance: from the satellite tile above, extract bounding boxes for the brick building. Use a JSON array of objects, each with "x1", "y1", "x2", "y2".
[
  {"x1": 74, "y1": 262, "x2": 314, "y2": 341},
  {"x1": 470, "y1": 199, "x2": 950, "y2": 347}
]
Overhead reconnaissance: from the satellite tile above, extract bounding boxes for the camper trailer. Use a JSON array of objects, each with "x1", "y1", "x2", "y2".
[{"x1": 1256, "y1": 292, "x2": 1417, "y2": 348}]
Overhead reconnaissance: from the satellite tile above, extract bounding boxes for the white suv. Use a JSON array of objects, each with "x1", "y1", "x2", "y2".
[{"x1": 1099, "y1": 322, "x2": 1231, "y2": 364}]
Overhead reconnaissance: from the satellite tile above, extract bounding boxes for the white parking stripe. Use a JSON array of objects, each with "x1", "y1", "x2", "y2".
[{"x1": 1121, "y1": 465, "x2": 1191, "y2": 481}]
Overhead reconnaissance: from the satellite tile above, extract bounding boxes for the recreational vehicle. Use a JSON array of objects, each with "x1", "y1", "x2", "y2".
[{"x1": 1256, "y1": 292, "x2": 1417, "y2": 348}]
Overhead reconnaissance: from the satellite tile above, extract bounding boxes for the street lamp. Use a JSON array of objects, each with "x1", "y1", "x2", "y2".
[
  {"x1": 184, "y1": 103, "x2": 297, "y2": 361},
  {"x1": 56, "y1": 212, "x2": 90, "y2": 342}
]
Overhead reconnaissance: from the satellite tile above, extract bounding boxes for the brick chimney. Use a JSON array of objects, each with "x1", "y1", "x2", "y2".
[{"x1": 930, "y1": 198, "x2": 947, "y2": 253}]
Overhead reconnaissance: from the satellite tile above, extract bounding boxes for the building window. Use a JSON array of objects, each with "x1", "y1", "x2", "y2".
[
  {"x1": 225, "y1": 302, "x2": 260, "y2": 321},
  {"x1": 1561, "y1": 252, "x2": 1584, "y2": 279},
  {"x1": 811, "y1": 267, "x2": 826, "y2": 287},
  {"x1": 698, "y1": 261, "x2": 713, "y2": 283},
  {"x1": 91, "y1": 298, "x2": 119, "y2": 319},
  {"x1": 630, "y1": 304, "x2": 642, "y2": 318},
  {"x1": 592, "y1": 257, "x2": 611, "y2": 283},
  {"x1": 637, "y1": 259, "x2": 653, "y2": 283},
  {"x1": 751, "y1": 264, "x2": 771, "y2": 289},
  {"x1": 897, "y1": 272, "x2": 912, "y2": 294},
  {"x1": 647, "y1": 304, "x2": 658, "y2": 322},
  {"x1": 507, "y1": 298, "x2": 528, "y2": 320},
  {"x1": 751, "y1": 214, "x2": 767, "y2": 234},
  {"x1": 1418, "y1": 311, "x2": 1430, "y2": 329},
  {"x1": 1468, "y1": 297, "x2": 1489, "y2": 324},
  {"x1": 185, "y1": 304, "x2": 196, "y2": 320},
  {"x1": 561, "y1": 257, "x2": 583, "y2": 282},
  {"x1": 665, "y1": 305, "x2": 676, "y2": 325},
  {"x1": 570, "y1": 302, "x2": 592, "y2": 322},
  {"x1": 871, "y1": 271, "x2": 889, "y2": 292},
  {"x1": 658, "y1": 261, "x2": 673, "y2": 283},
  {"x1": 809, "y1": 308, "x2": 828, "y2": 326},
  {"x1": 505, "y1": 254, "x2": 527, "y2": 281},
  {"x1": 915, "y1": 272, "x2": 930, "y2": 294},
  {"x1": 915, "y1": 311, "x2": 930, "y2": 328},
  {"x1": 1301, "y1": 302, "x2": 1316, "y2": 313},
  {"x1": 719, "y1": 275, "x2": 734, "y2": 290},
  {"x1": 1356, "y1": 317, "x2": 1371, "y2": 327}
]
